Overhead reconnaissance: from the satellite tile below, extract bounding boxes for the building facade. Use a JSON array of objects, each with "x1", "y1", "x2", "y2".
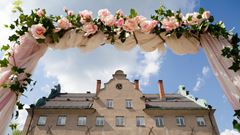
[{"x1": 22, "y1": 70, "x2": 219, "y2": 135}]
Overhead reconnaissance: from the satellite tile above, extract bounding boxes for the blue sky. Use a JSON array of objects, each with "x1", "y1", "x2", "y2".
[{"x1": 0, "y1": 0, "x2": 240, "y2": 134}]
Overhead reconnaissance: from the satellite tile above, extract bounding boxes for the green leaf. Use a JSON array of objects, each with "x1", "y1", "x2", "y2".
[
  {"x1": 10, "y1": 24, "x2": 15, "y2": 29},
  {"x1": 16, "y1": 102, "x2": 24, "y2": 110},
  {"x1": 233, "y1": 120, "x2": 240, "y2": 132},
  {"x1": 0, "y1": 58, "x2": 9, "y2": 67},
  {"x1": 228, "y1": 62, "x2": 240, "y2": 72},
  {"x1": 1, "y1": 44, "x2": 10, "y2": 51},
  {"x1": 209, "y1": 16, "x2": 214, "y2": 22},
  {"x1": 129, "y1": 9, "x2": 137, "y2": 18},
  {"x1": 166, "y1": 10, "x2": 174, "y2": 17},
  {"x1": 36, "y1": 39, "x2": 45, "y2": 43},
  {"x1": 8, "y1": 34, "x2": 19, "y2": 42},
  {"x1": 11, "y1": 66, "x2": 25, "y2": 74},
  {"x1": 199, "y1": 8, "x2": 205, "y2": 14},
  {"x1": 4, "y1": 24, "x2": 8, "y2": 28}
]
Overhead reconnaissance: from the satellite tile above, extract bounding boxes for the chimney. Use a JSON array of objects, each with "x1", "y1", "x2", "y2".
[
  {"x1": 158, "y1": 80, "x2": 165, "y2": 99},
  {"x1": 96, "y1": 80, "x2": 101, "y2": 94},
  {"x1": 134, "y1": 80, "x2": 139, "y2": 90}
]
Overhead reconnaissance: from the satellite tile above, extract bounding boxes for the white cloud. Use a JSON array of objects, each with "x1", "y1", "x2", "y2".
[
  {"x1": 41, "y1": 46, "x2": 163, "y2": 93},
  {"x1": 202, "y1": 66, "x2": 210, "y2": 76},
  {"x1": 221, "y1": 129, "x2": 240, "y2": 135},
  {"x1": 193, "y1": 66, "x2": 210, "y2": 91},
  {"x1": 132, "y1": 50, "x2": 164, "y2": 86}
]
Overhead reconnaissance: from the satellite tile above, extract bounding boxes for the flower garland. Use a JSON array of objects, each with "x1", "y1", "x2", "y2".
[{"x1": 1, "y1": 5, "x2": 240, "y2": 131}]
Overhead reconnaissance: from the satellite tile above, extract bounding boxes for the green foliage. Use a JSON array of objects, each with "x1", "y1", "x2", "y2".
[
  {"x1": 0, "y1": 58, "x2": 9, "y2": 67},
  {"x1": 1, "y1": 44, "x2": 10, "y2": 51},
  {"x1": 233, "y1": 110, "x2": 240, "y2": 132},
  {"x1": 199, "y1": 8, "x2": 205, "y2": 14},
  {"x1": 129, "y1": 9, "x2": 138, "y2": 18},
  {"x1": 222, "y1": 33, "x2": 240, "y2": 72}
]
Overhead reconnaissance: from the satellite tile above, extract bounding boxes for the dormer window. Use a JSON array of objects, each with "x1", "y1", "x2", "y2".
[
  {"x1": 106, "y1": 99, "x2": 113, "y2": 108},
  {"x1": 125, "y1": 99, "x2": 133, "y2": 109}
]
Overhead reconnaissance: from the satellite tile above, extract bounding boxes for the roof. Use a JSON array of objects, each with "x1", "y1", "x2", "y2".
[
  {"x1": 36, "y1": 92, "x2": 206, "y2": 110},
  {"x1": 144, "y1": 94, "x2": 206, "y2": 110},
  {"x1": 38, "y1": 93, "x2": 96, "y2": 109}
]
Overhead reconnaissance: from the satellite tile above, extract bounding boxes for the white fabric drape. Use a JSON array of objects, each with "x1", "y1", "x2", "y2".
[{"x1": 201, "y1": 33, "x2": 240, "y2": 110}]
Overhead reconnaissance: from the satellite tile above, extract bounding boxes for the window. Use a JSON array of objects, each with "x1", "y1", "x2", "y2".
[
  {"x1": 37, "y1": 116, "x2": 47, "y2": 126},
  {"x1": 57, "y1": 116, "x2": 66, "y2": 126},
  {"x1": 176, "y1": 116, "x2": 185, "y2": 126},
  {"x1": 125, "y1": 99, "x2": 133, "y2": 109},
  {"x1": 96, "y1": 116, "x2": 104, "y2": 126},
  {"x1": 106, "y1": 99, "x2": 113, "y2": 108},
  {"x1": 78, "y1": 116, "x2": 86, "y2": 126},
  {"x1": 155, "y1": 116, "x2": 164, "y2": 127},
  {"x1": 136, "y1": 116, "x2": 145, "y2": 127},
  {"x1": 196, "y1": 117, "x2": 206, "y2": 126},
  {"x1": 116, "y1": 116, "x2": 124, "y2": 126}
]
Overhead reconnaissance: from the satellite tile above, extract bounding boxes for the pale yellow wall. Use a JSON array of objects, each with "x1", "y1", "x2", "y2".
[{"x1": 22, "y1": 77, "x2": 219, "y2": 135}]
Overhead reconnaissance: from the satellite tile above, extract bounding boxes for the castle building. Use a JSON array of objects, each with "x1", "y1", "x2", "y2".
[{"x1": 22, "y1": 70, "x2": 219, "y2": 135}]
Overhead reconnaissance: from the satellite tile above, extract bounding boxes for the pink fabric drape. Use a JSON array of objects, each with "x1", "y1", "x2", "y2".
[
  {"x1": 0, "y1": 33, "x2": 47, "y2": 134},
  {"x1": 201, "y1": 33, "x2": 240, "y2": 110}
]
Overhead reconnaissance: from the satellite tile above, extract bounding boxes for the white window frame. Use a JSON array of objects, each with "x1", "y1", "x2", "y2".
[
  {"x1": 176, "y1": 116, "x2": 185, "y2": 126},
  {"x1": 57, "y1": 116, "x2": 66, "y2": 126},
  {"x1": 155, "y1": 116, "x2": 164, "y2": 127},
  {"x1": 78, "y1": 116, "x2": 87, "y2": 126},
  {"x1": 136, "y1": 116, "x2": 145, "y2": 127},
  {"x1": 196, "y1": 117, "x2": 206, "y2": 126},
  {"x1": 106, "y1": 99, "x2": 113, "y2": 108},
  {"x1": 125, "y1": 99, "x2": 133, "y2": 109},
  {"x1": 96, "y1": 116, "x2": 104, "y2": 126},
  {"x1": 37, "y1": 116, "x2": 47, "y2": 126},
  {"x1": 116, "y1": 116, "x2": 124, "y2": 127}
]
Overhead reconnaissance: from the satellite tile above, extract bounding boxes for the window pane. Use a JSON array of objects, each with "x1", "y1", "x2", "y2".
[
  {"x1": 197, "y1": 117, "x2": 206, "y2": 126},
  {"x1": 78, "y1": 117, "x2": 86, "y2": 126},
  {"x1": 38, "y1": 116, "x2": 47, "y2": 125},
  {"x1": 125, "y1": 100, "x2": 133, "y2": 108},
  {"x1": 116, "y1": 116, "x2": 124, "y2": 126},
  {"x1": 176, "y1": 116, "x2": 185, "y2": 126},
  {"x1": 96, "y1": 116, "x2": 104, "y2": 126},
  {"x1": 155, "y1": 116, "x2": 164, "y2": 127},
  {"x1": 57, "y1": 116, "x2": 66, "y2": 125},
  {"x1": 136, "y1": 116, "x2": 145, "y2": 126},
  {"x1": 106, "y1": 99, "x2": 113, "y2": 108}
]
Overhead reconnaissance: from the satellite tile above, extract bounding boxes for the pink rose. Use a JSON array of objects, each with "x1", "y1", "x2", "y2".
[
  {"x1": 140, "y1": 20, "x2": 158, "y2": 33},
  {"x1": 115, "y1": 18, "x2": 124, "y2": 28},
  {"x1": 135, "y1": 15, "x2": 147, "y2": 24},
  {"x1": 202, "y1": 11, "x2": 211, "y2": 19},
  {"x1": 30, "y1": 24, "x2": 46, "y2": 39},
  {"x1": 57, "y1": 17, "x2": 72, "y2": 30},
  {"x1": 79, "y1": 10, "x2": 93, "y2": 23},
  {"x1": 67, "y1": 10, "x2": 74, "y2": 16},
  {"x1": 98, "y1": 9, "x2": 111, "y2": 21},
  {"x1": 82, "y1": 23, "x2": 98, "y2": 36},
  {"x1": 161, "y1": 17, "x2": 178, "y2": 32},
  {"x1": 37, "y1": 9, "x2": 44, "y2": 17},
  {"x1": 103, "y1": 15, "x2": 116, "y2": 26},
  {"x1": 123, "y1": 18, "x2": 139, "y2": 32},
  {"x1": 116, "y1": 9, "x2": 124, "y2": 17}
]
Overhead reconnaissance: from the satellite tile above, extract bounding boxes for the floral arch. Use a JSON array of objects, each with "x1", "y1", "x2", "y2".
[{"x1": 0, "y1": 6, "x2": 240, "y2": 133}]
